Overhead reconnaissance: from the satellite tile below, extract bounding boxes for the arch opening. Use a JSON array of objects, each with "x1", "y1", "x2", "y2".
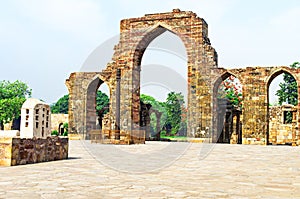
[
  {"x1": 136, "y1": 27, "x2": 188, "y2": 141},
  {"x1": 212, "y1": 72, "x2": 243, "y2": 144},
  {"x1": 86, "y1": 77, "x2": 110, "y2": 138},
  {"x1": 58, "y1": 122, "x2": 64, "y2": 135},
  {"x1": 267, "y1": 70, "x2": 298, "y2": 145}
]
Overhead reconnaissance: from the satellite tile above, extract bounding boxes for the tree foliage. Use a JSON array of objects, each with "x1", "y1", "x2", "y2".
[
  {"x1": 276, "y1": 62, "x2": 299, "y2": 106},
  {"x1": 0, "y1": 80, "x2": 32, "y2": 128},
  {"x1": 51, "y1": 94, "x2": 69, "y2": 114},
  {"x1": 51, "y1": 91, "x2": 109, "y2": 114},
  {"x1": 96, "y1": 91, "x2": 109, "y2": 114},
  {"x1": 140, "y1": 94, "x2": 167, "y2": 135},
  {"x1": 165, "y1": 92, "x2": 185, "y2": 136},
  {"x1": 140, "y1": 92, "x2": 187, "y2": 137},
  {"x1": 218, "y1": 75, "x2": 242, "y2": 107}
]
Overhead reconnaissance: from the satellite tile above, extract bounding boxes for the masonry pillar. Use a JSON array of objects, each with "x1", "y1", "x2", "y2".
[
  {"x1": 115, "y1": 68, "x2": 121, "y2": 140},
  {"x1": 242, "y1": 68, "x2": 268, "y2": 145}
]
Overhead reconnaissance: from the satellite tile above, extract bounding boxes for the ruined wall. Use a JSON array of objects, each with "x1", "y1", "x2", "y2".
[
  {"x1": 113, "y1": 9, "x2": 218, "y2": 136},
  {"x1": 269, "y1": 105, "x2": 297, "y2": 145},
  {"x1": 210, "y1": 66, "x2": 300, "y2": 145},
  {"x1": 66, "y1": 9, "x2": 218, "y2": 143},
  {"x1": 0, "y1": 137, "x2": 68, "y2": 166},
  {"x1": 51, "y1": 114, "x2": 68, "y2": 132},
  {"x1": 66, "y1": 9, "x2": 300, "y2": 145},
  {"x1": 66, "y1": 72, "x2": 108, "y2": 139}
]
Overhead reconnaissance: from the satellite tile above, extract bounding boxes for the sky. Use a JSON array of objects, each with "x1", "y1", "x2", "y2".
[{"x1": 0, "y1": 0, "x2": 300, "y2": 104}]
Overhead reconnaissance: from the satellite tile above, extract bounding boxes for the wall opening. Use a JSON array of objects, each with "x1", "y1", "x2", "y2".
[
  {"x1": 59, "y1": 123, "x2": 64, "y2": 135},
  {"x1": 139, "y1": 28, "x2": 188, "y2": 140},
  {"x1": 85, "y1": 76, "x2": 111, "y2": 139},
  {"x1": 96, "y1": 83, "x2": 110, "y2": 130},
  {"x1": 213, "y1": 73, "x2": 243, "y2": 144},
  {"x1": 267, "y1": 70, "x2": 298, "y2": 145}
]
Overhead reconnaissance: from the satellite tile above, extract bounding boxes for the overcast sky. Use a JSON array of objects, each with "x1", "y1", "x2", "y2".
[{"x1": 1, "y1": 0, "x2": 299, "y2": 104}]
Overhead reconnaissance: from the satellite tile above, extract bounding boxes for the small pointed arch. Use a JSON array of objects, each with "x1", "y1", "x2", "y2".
[
  {"x1": 266, "y1": 67, "x2": 299, "y2": 145},
  {"x1": 266, "y1": 68, "x2": 298, "y2": 88},
  {"x1": 58, "y1": 122, "x2": 64, "y2": 135},
  {"x1": 87, "y1": 75, "x2": 104, "y2": 96},
  {"x1": 85, "y1": 75, "x2": 111, "y2": 135},
  {"x1": 213, "y1": 71, "x2": 240, "y2": 95},
  {"x1": 266, "y1": 68, "x2": 299, "y2": 106},
  {"x1": 212, "y1": 70, "x2": 243, "y2": 144}
]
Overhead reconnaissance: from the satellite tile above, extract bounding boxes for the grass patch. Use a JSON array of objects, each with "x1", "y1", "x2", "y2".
[{"x1": 160, "y1": 136, "x2": 187, "y2": 141}]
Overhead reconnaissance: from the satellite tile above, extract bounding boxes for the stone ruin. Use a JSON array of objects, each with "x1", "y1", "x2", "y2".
[
  {"x1": 20, "y1": 98, "x2": 51, "y2": 139},
  {"x1": 269, "y1": 104, "x2": 297, "y2": 145},
  {"x1": 66, "y1": 9, "x2": 300, "y2": 145},
  {"x1": 0, "y1": 98, "x2": 68, "y2": 166}
]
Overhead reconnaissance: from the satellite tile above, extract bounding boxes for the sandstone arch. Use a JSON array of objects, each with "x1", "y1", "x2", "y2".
[{"x1": 66, "y1": 9, "x2": 300, "y2": 145}]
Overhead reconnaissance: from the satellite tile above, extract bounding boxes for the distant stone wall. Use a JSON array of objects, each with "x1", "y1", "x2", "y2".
[
  {"x1": 51, "y1": 114, "x2": 68, "y2": 132},
  {"x1": 90, "y1": 129, "x2": 145, "y2": 144},
  {"x1": 0, "y1": 136, "x2": 68, "y2": 166},
  {"x1": 269, "y1": 105, "x2": 297, "y2": 145}
]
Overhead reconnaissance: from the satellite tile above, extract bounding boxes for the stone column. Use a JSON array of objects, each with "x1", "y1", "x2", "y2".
[
  {"x1": 156, "y1": 112, "x2": 162, "y2": 140},
  {"x1": 115, "y1": 68, "x2": 121, "y2": 140}
]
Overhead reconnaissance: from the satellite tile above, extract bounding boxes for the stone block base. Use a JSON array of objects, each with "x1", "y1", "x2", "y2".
[
  {"x1": 0, "y1": 136, "x2": 68, "y2": 166},
  {"x1": 90, "y1": 130, "x2": 145, "y2": 145}
]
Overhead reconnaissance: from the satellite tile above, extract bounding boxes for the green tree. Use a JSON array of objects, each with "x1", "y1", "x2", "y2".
[
  {"x1": 165, "y1": 92, "x2": 185, "y2": 136},
  {"x1": 140, "y1": 94, "x2": 167, "y2": 135},
  {"x1": 51, "y1": 94, "x2": 69, "y2": 114},
  {"x1": 218, "y1": 76, "x2": 242, "y2": 107},
  {"x1": 0, "y1": 80, "x2": 32, "y2": 129},
  {"x1": 51, "y1": 91, "x2": 109, "y2": 114},
  {"x1": 276, "y1": 62, "x2": 299, "y2": 106},
  {"x1": 96, "y1": 91, "x2": 109, "y2": 113}
]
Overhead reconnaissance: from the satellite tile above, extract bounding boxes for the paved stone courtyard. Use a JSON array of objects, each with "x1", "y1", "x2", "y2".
[{"x1": 0, "y1": 141, "x2": 300, "y2": 198}]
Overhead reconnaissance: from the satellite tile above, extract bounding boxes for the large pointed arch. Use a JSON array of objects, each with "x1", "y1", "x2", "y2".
[{"x1": 130, "y1": 24, "x2": 191, "y2": 130}]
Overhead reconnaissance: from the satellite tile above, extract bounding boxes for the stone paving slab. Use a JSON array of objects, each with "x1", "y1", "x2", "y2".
[{"x1": 0, "y1": 141, "x2": 300, "y2": 198}]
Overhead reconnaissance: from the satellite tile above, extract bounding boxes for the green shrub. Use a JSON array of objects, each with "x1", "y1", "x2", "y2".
[
  {"x1": 51, "y1": 130, "x2": 59, "y2": 136},
  {"x1": 63, "y1": 122, "x2": 68, "y2": 132},
  {"x1": 62, "y1": 131, "x2": 68, "y2": 136}
]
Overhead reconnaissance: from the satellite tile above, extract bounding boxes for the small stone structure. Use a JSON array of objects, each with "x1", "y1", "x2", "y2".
[
  {"x1": 20, "y1": 98, "x2": 51, "y2": 139},
  {"x1": 0, "y1": 99, "x2": 69, "y2": 166},
  {"x1": 66, "y1": 9, "x2": 300, "y2": 145}
]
